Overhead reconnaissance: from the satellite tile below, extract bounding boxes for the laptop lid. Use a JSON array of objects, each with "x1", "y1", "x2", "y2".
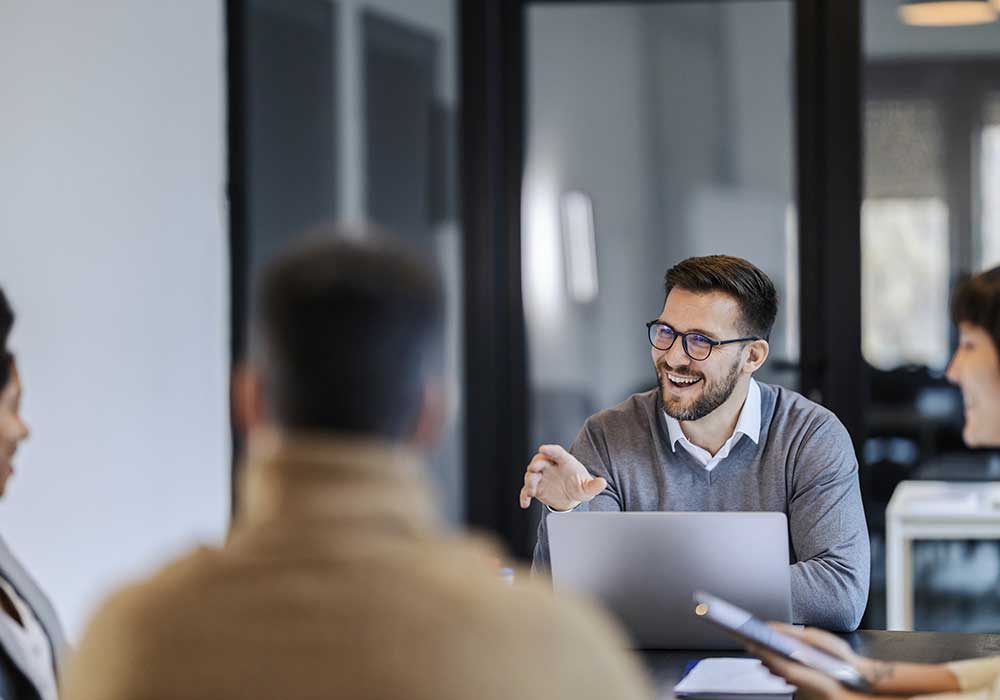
[{"x1": 548, "y1": 511, "x2": 792, "y2": 650}]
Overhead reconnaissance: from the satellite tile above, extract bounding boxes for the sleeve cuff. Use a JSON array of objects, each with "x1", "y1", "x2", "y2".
[
  {"x1": 546, "y1": 503, "x2": 580, "y2": 514},
  {"x1": 947, "y1": 657, "x2": 1000, "y2": 692}
]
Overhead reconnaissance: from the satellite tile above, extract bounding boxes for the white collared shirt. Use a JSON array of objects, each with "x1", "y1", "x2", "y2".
[
  {"x1": 0, "y1": 577, "x2": 57, "y2": 700},
  {"x1": 663, "y1": 378, "x2": 761, "y2": 472},
  {"x1": 548, "y1": 379, "x2": 764, "y2": 513}
]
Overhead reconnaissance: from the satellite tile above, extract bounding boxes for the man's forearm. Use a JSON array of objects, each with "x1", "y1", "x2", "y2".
[{"x1": 789, "y1": 561, "x2": 867, "y2": 631}]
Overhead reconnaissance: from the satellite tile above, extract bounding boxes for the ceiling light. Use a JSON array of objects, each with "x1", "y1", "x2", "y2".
[{"x1": 899, "y1": 0, "x2": 997, "y2": 26}]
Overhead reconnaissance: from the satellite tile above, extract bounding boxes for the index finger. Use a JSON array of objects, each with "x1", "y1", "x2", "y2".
[
  {"x1": 539, "y1": 444, "x2": 571, "y2": 461},
  {"x1": 768, "y1": 623, "x2": 851, "y2": 655},
  {"x1": 767, "y1": 622, "x2": 805, "y2": 638},
  {"x1": 526, "y1": 454, "x2": 553, "y2": 473}
]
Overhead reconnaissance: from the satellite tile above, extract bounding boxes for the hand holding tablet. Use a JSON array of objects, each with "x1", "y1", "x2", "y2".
[{"x1": 692, "y1": 591, "x2": 872, "y2": 694}]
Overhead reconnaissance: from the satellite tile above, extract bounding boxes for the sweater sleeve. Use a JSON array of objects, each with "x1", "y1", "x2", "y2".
[
  {"x1": 532, "y1": 418, "x2": 623, "y2": 575},
  {"x1": 787, "y1": 413, "x2": 871, "y2": 631},
  {"x1": 946, "y1": 658, "x2": 1000, "y2": 692},
  {"x1": 898, "y1": 660, "x2": 1000, "y2": 700}
]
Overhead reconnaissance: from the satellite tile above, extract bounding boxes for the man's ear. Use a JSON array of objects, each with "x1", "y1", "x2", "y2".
[
  {"x1": 411, "y1": 380, "x2": 447, "y2": 451},
  {"x1": 233, "y1": 363, "x2": 267, "y2": 437},
  {"x1": 744, "y1": 339, "x2": 770, "y2": 374}
]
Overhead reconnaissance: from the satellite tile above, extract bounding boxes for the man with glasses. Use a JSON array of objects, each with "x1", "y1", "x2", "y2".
[{"x1": 521, "y1": 255, "x2": 869, "y2": 631}]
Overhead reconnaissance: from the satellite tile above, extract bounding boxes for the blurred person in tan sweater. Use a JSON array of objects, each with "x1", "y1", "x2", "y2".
[
  {"x1": 60, "y1": 231, "x2": 652, "y2": 700},
  {"x1": 748, "y1": 266, "x2": 1000, "y2": 700}
]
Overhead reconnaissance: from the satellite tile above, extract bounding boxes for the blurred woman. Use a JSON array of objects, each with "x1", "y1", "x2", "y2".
[
  {"x1": 750, "y1": 266, "x2": 1000, "y2": 700},
  {"x1": 0, "y1": 288, "x2": 66, "y2": 699}
]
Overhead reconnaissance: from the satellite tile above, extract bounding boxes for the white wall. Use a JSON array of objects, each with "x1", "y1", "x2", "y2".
[{"x1": 0, "y1": 2, "x2": 229, "y2": 639}]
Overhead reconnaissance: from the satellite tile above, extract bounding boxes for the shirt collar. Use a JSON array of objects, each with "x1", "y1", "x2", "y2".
[{"x1": 664, "y1": 378, "x2": 762, "y2": 452}]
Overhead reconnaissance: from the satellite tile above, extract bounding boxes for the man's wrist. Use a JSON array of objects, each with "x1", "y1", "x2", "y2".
[{"x1": 545, "y1": 501, "x2": 581, "y2": 513}]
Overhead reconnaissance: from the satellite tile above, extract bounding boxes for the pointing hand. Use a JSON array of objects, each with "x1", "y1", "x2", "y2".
[{"x1": 519, "y1": 444, "x2": 607, "y2": 512}]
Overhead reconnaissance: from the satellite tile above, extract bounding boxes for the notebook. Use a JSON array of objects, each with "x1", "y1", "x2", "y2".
[{"x1": 673, "y1": 658, "x2": 795, "y2": 699}]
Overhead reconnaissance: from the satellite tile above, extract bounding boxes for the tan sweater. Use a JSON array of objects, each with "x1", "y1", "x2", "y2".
[
  {"x1": 61, "y1": 433, "x2": 653, "y2": 700},
  {"x1": 921, "y1": 658, "x2": 1000, "y2": 700}
]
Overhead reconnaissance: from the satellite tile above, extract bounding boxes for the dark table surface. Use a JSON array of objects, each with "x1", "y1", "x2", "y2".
[{"x1": 642, "y1": 630, "x2": 1000, "y2": 698}]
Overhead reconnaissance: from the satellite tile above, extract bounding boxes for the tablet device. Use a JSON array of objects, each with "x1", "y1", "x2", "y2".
[{"x1": 693, "y1": 591, "x2": 872, "y2": 693}]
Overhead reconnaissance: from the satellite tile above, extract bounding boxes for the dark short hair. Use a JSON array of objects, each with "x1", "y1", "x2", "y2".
[
  {"x1": 951, "y1": 266, "x2": 1000, "y2": 352},
  {"x1": 664, "y1": 255, "x2": 778, "y2": 339},
  {"x1": 0, "y1": 288, "x2": 13, "y2": 391},
  {"x1": 255, "y1": 229, "x2": 445, "y2": 440}
]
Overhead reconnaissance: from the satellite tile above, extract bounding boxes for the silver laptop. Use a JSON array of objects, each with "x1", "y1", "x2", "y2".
[{"x1": 548, "y1": 512, "x2": 792, "y2": 650}]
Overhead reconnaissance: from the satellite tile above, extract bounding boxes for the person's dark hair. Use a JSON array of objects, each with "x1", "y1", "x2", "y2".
[
  {"x1": 255, "y1": 228, "x2": 445, "y2": 440},
  {"x1": 0, "y1": 288, "x2": 13, "y2": 391},
  {"x1": 663, "y1": 255, "x2": 778, "y2": 339},
  {"x1": 951, "y1": 266, "x2": 1000, "y2": 352}
]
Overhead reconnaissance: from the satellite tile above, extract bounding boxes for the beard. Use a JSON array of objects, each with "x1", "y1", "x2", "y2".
[{"x1": 657, "y1": 356, "x2": 742, "y2": 422}]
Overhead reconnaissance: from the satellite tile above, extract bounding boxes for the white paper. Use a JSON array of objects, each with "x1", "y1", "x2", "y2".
[{"x1": 673, "y1": 658, "x2": 796, "y2": 695}]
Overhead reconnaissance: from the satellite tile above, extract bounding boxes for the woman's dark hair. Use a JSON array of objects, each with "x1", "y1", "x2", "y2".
[
  {"x1": 664, "y1": 255, "x2": 778, "y2": 339},
  {"x1": 951, "y1": 266, "x2": 1000, "y2": 351},
  {"x1": 0, "y1": 288, "x2": 13, "y2": 390}
]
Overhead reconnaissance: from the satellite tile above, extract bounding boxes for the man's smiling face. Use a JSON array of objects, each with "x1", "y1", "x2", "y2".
[{"x1": 652, "y1": 288, "x2": 749, "y2": 422}]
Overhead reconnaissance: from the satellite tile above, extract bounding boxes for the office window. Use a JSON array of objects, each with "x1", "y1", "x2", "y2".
[
  {"x1": 862, "y1": 197, "x2": 949, "y2": 370},
  {"x1": 863, "y1": 99, "x2": 949, "y2": 370},
  {"x1": 234, "y1": 0, "x2": 464, "y2": 522}
]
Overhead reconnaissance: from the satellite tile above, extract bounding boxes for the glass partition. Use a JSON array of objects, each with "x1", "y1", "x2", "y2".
[
  {"x1": 523, "y1": 1, "x2": 795, "y2": 457},
  {"x1": 236, "y1": 0, "x2": 463, "y2": 522}
]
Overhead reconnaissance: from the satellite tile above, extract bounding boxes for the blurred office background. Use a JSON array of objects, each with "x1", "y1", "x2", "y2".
[
  {"x1": 861, "y1": 0, "x2": 1000, "y2": 630},
  {"x1": 1, "y1": 0, "x2": 1000, "y2": 637}
]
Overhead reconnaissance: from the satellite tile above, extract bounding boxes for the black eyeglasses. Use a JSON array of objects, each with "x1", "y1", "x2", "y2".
[{"x1": 646, "y1": 321, "x2": 761, "y2": 361}]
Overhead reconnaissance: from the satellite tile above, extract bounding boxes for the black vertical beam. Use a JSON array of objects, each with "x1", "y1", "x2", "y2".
[
  {"x1": 796, "y1": 0, "x2": 865, "y2": 451},
  {"x1": 226, "y1": 0, "x2": 249, "y2": 365},
  {"x1": 226, "y1": 0, "x2": 249, "y2": 520},
  {"x1": 460, "y1": 0, "x2": 532, "y2": 558},
  {"x1": 944, "y1": 88, "x2": 976, "y2": 277},
  {"x1": 797, "y1": 4, "x2": 869, "y2": 629}
]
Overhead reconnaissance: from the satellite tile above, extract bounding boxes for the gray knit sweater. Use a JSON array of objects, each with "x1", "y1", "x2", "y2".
[{"x1": 532, "y1": 382, "x2": 870, "y2": 631}]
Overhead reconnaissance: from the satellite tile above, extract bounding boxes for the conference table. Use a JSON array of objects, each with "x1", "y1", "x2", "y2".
[{"x1": 642, "y1": 630, "x2": 1000, "y2": 698}]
